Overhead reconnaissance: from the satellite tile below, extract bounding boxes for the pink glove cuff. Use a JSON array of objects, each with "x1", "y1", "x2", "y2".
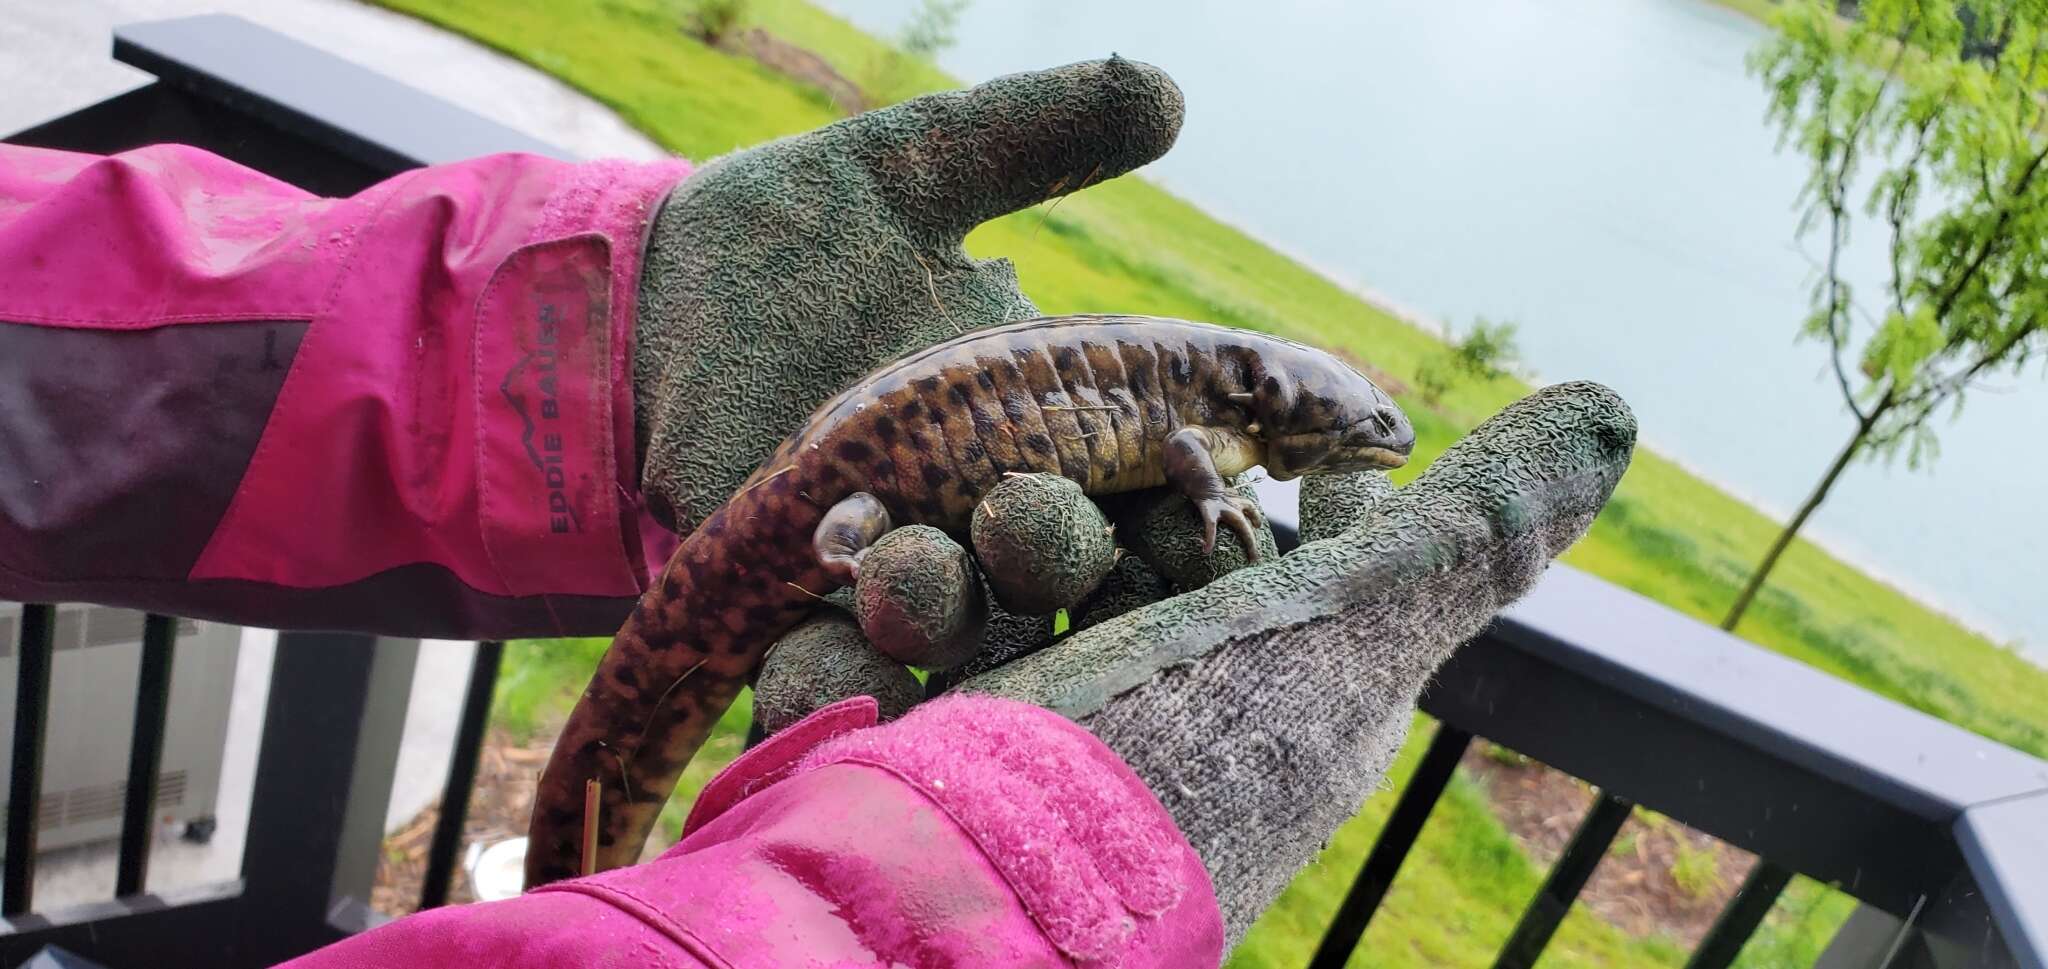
[{"x1": 682, "y1": 695, "x2": 1226, "y2": 968}]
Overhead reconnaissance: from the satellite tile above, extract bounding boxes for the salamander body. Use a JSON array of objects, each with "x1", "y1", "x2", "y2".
[{"x1": 526, "y1": 314, "x2": 1414, "y2": 885}]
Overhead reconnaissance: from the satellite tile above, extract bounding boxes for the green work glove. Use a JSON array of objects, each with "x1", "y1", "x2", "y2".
[
  {"x1": 610, "y1": 54, "x2": 1636, "y2": 947},
  {"x1": 632, "y1": 56, "x2": 1185, "y2": 534},
  {"x1": 756, "y1": 381, "x2": 1635, "y2": 945}
]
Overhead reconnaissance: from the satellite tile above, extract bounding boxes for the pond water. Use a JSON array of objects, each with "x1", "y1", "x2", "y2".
[{"x1": 822, "y1": 0, "x2": 2047, "y2": 657}]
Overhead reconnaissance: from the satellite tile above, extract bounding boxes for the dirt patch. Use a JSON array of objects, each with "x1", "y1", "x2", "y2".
[
  {"x1": 371, "y1": 725, "x2": 675, "y2": 917},
  {"x1": 710, "y1": 27, "x2": 867, "y2": 115},
  {"x1": 1332, "y1": 346, "x2": 1412, "y2": 398},
  {"x1": 1461, "y1": 745, "x2": 1755, "y2": 946}
]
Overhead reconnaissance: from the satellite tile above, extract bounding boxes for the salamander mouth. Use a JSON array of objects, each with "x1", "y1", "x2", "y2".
[{"x1": 1360, "y1": 447, "x2": 1408, "y2": 469}]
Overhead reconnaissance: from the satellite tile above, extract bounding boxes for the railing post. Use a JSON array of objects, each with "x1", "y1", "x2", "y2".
[
  {"x1": 420, "y1": 640, "x2": 503, "y2": 910},
  {"x1": 1493, "y1": 792, "x2": 1635, "y2": 969},
  {"x1": 1684, "y1": 860, "x2": 1793, "y2": 969},
  {"x1": 1815, "y1": 902, "x2": 1932, "y2": 968},
  {"x1": 1308, "y1": 723, "x2": 1473, "y2": 968},
  {"x1": 3, "y1": 605, "x2": 55, "y2": 916},
  {"x1": 114, "y1": 614, "x2": 179, "y2": 897},
  {"x1": 237, "y1": 632, "x2": 417, "y2": 963}
]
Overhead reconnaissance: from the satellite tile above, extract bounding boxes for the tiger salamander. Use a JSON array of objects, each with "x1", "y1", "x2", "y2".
[{"x1": 526, "y1": 313, "x2": 1415, "y2": 886}]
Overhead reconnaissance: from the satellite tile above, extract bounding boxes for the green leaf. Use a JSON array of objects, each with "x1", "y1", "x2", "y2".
[{"x1": 1864, "y1": 306, "x2": 1942, "y2": 387}]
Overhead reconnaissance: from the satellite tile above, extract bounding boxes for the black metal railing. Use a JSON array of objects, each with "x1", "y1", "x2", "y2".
[
  {"x1": 1285, "y1": 535, "x2": 2048, "y2": 969},
  {"x1": 3, "y1": 607, "x2": 181, "y2": 912},
  {"x1": 419, "y1": 640, "x2": 504, "y2": 913},
  {"x1": 3, "y1": 13, "x2": 2043, "y2": 969},
  {"x1": 4, "y1": 605, "x2": 55, "y2": 919}
]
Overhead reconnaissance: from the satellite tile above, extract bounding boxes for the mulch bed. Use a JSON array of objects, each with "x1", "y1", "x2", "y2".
[
  {"x1": 722, "y1": 28, "x2": 868, "y2": 115},
  {"x1": 372, "y1": 726, "x2": 548, "y2": 915},
  {"x1": 1460, "y1": 745, "x2": 1756, "y2": 946},
  {"x1": 372, "y1": 725, "x2": 679, "y2": 917}
]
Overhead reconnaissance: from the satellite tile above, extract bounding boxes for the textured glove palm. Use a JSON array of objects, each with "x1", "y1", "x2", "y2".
[
  {"x1": 632, "y1": 56, "x2": 1185, "y2": 534},
  {"x1": 757, "y1": 382, "x2": 1635, "y2": 944},
  {"x1": 616, "y1": 55, "x2": 1636, "y2": 948}
]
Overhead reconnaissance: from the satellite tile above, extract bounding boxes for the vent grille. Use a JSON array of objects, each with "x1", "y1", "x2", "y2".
[
  {"x1": 9, "y1": 770, "x2": 192, "y2": 833},
  {"x1": 65, "y1": 782, "x2": 124, "y2": 825},
  {"x1": 158, "y1": 769, "x2": 188, "y2": 807}
]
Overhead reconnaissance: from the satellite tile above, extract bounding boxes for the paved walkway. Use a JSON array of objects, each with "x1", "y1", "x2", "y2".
[
  {"x1": 3, "y1": 0, "x2": 667, "y2": 160},
  {"x1": 6, "y1": 0, "x2": 668, "y2": 910}
]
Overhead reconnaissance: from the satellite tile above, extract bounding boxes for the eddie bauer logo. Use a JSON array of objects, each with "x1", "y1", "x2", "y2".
[{"x1": 500, "y1": 300, "x2": 581, "y2": 535}]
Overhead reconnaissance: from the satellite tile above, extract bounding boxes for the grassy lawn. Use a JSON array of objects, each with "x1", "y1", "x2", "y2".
[
  {"x1": 1704, "y1": 0, "x2": 1784, "y2": 23},
  {"x1": 489, "y1": 636, "x2": 752, "y2": 842},
  {"x1": 1233, "y1": 719, "x2": 1856, "y2": 969},
  {"x1": 373, "y1": 0, "x2": 2045, "y2": 962}
]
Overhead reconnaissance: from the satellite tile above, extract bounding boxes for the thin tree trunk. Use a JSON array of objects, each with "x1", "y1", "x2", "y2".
[{"x1": 1720, "y1": 417, "x2": 1876, "y2": 632}]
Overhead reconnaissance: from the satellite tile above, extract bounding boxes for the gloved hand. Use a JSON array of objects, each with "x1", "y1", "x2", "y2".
[
  {"x1": 631, "y1": 56, "x2": 1184, "y2": 534},
  {"x1": 756, "y1": 380, "x2": 1635, "y2": 944},
  {"x1": 597, "y1": 51, "x2": 1637, "y2": 945}
]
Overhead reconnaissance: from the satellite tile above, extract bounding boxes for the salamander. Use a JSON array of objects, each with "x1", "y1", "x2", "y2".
[{"x1": 524, "y1": 313, "x2": 1416, "y2": 886}]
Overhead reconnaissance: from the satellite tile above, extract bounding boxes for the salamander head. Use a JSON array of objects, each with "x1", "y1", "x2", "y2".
[
  {"x1": 1264, "y1": 404, "x2": 1414, "y2": 478},
  {"x1": 1250, "y1": 355, "x2": 1416, "y2": 480}
]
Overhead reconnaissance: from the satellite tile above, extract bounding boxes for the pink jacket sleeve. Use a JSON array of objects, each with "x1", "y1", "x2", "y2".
[
  {"x1": 0, "y1": 143, "x2": 691, "y2": 638},
  {"x1": 278, "y1": 695, "x2": 1225, "y2": 969}
]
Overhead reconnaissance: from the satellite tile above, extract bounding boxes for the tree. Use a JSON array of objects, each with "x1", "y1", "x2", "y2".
[
  {"x1": 1726, "y1": 0, "x2": 2048, "y2": 631},
  {"x1": 864, "y1": 0, "x2": 971, "y2": 105},
  {"x1": 1415, "y1": 316, "x2": 1521, "y2": 407},
  {"x1": 899, "y1": 0, "x2": 970, "y2": 60}
]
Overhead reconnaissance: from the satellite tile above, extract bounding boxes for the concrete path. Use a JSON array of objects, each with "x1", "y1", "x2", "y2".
[
  {"x1": 6, "y1": 0, "x2": 668, "y2": 911},
  {"x1": 2, "y1": 0, "x2": 667, "y2": 160}
]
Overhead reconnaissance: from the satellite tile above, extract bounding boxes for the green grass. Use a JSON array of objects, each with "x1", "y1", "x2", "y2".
[
  {"x1": 490, "y1": 637, "x2": 752, "y2": 842},
  {"x1": 1703, "y1": 0, "x2": 1784, "y2": 24},
  {"x1": 382, "y1": 0, "x2": 2048, "y2": 962},
  {"x1": 1227, "y1": 718, "x2": 1856, "y2": 969},
  {"x1": 1671, "y1": 843, "x2": 1726, "y2": 900}
]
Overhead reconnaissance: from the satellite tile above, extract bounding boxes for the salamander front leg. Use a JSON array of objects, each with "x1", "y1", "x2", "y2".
[
  {"x1": 814, "y1": 492, "x2": 893, "y2": 585},
  {"x1": 1163, "y1": 427, "x2": 1265, "y2": 560}
]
